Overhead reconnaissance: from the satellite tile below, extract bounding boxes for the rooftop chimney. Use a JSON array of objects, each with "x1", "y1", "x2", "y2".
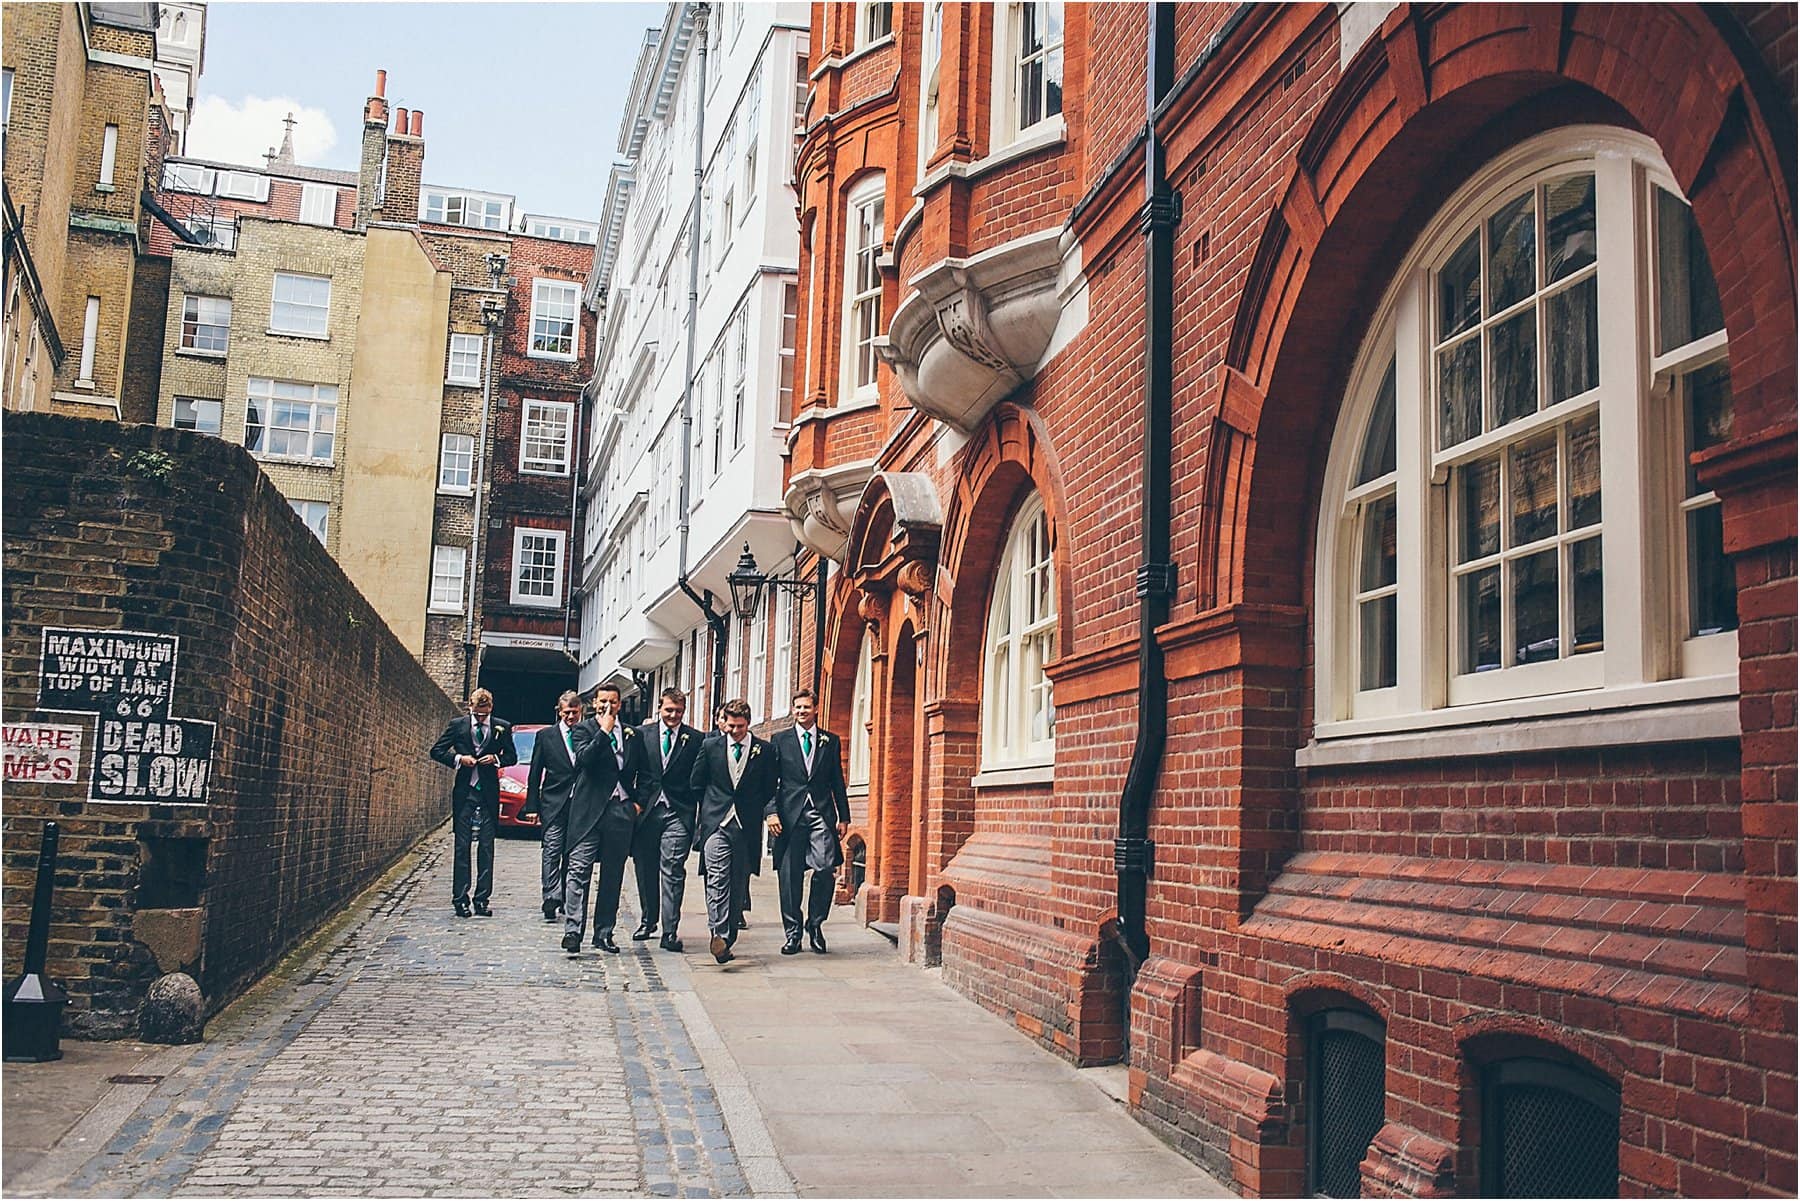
[
  {"x1": 378, "y1": 100, "x2": 425, "y2": 226},
  {"x1": 410, "y1": 110, "x2": 423, "y2": 137},
  {"x1": 356, "y1": 69, "x2": 391, "y2": 229}
]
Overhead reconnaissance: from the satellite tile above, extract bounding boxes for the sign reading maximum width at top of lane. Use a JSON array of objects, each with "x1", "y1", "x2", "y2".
[{"x1": 34, "y1": 627, "x2": 215, "y2": 804}]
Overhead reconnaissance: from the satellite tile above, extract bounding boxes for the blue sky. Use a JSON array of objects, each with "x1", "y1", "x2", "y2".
[{"x1": 188, "y1": 2, "x2": 664, "y2": 221}]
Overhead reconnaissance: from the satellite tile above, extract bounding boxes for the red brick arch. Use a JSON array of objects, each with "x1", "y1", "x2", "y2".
[
  {"x1": 937, "y1": 401, "x2": 1075, "y2": 698},
  {"x1": 1211, "y1": 2, "x2": 1794, "y2": 611}
]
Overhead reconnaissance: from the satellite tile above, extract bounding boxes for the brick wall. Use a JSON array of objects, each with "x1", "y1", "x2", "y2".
[{"x1": 1, "y1": 413, "x2": 456, "y2": 1037}]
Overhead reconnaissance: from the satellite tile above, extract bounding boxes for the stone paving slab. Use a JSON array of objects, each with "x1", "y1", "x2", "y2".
[{"x1": 12, "y1": 830, "x2": 1234, "y2": 1199}]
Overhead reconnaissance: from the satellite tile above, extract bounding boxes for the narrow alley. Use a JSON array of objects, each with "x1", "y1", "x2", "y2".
[{"x1": 5, "y1": 833, "x2": 1231, "y2": 1199}]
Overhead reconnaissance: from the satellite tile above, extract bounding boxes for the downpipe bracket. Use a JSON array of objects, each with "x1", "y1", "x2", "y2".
[
  {"x1": 1135, "y1": 561, "x2": 1178, "y2": 600},
  {"x1": 1114, "y1": 835, "x2": 1156, "y2": 879}
]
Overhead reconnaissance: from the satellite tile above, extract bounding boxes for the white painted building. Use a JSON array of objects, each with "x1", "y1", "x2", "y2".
[{"x1": 579, "y1": 1, "x2": 810, "y2": 723}]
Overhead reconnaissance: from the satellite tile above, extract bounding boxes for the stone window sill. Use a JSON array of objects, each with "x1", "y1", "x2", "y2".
[{"x1": 971, "y1": 762, "x2": 1055, "y2": 790}]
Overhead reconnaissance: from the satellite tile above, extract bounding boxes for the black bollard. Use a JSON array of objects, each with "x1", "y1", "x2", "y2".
[{"x1": 4, "y1": 821, "x2": 69, "y2": 1062}]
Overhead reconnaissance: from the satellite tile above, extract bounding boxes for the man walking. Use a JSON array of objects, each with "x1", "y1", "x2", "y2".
[
  {"x1": 429, "y1": 689, "x2": 518, "y2": 918},
  {"x1": 766, "y1": 689, "x2": 851, "y2": 954},
  {"x1": 629, "y1": 688, "x2": 704, "y2": 951},
  {"x1": 687, "y1": 698, "x2": 776, "y2": 964},
  {"x1": 524, "y1": 691, "x2": 585, "y2": 922},
  {"x1": 562, "y1": 683, "x2": 644, "y2": 954}
]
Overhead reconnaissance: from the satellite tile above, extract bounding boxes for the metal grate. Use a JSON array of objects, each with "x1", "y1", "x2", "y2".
[
  {"x1": 1485, "y1": 1060, "x2": 1619, "y2": 1197},
  {"x1": 1310, "y1": 1011, "x2": 1386, "y2": 1198}
]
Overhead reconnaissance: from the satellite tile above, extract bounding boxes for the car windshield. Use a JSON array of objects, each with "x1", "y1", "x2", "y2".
[{"x1": 511, "y1": 728, "x2": 537, "y2": 761}]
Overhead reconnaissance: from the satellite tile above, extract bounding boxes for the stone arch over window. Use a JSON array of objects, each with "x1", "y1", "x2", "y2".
[
  {"x1": 1286, "y1": 988, "x2": 1389, "y2": 1200},
  {"x1": 1460, "y1": 1027, "x2": 1623, "y2": 1198}
]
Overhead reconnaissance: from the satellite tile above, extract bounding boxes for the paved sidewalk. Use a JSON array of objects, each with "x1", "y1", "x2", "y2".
[{"x1": 3, "y1": 830, "x2": 1230, "y2": 1198}]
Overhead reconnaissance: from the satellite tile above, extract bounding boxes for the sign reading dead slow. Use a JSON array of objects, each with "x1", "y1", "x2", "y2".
[{"x1": 36, "y1": 629, "x2": 215, "y2": 803}]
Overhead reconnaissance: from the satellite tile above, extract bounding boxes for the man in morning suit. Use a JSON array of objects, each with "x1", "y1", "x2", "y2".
[
  {"x1": 523, "y1": 690, "x2": 585, "y2": 922},
  {"x1": 562, "y1": 682, "x2": 645, "y2": 954},
  {"x1": 687, "y1": 697, "x2": 776, "y2": 963},
  {"x1": 429, "y1": 688, "x2": 518, "y2": 917},
  {"x1": 629, "y1": 687, "x2": 704, "y2": 951},
  {"x1": 765, "y1": 689, "x2": 851, "y2": 954}
]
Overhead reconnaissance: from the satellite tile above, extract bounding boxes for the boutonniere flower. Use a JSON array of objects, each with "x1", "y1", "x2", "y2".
[
  {"x1": 679, "y1": 733, "x2": 689, "y2": 745},
  {"x1": 750, "y1": 745, "x2": 762, "y2": 758},
  {"x1": 818, "y1": 733, "x2": 830, "y2": 743}
]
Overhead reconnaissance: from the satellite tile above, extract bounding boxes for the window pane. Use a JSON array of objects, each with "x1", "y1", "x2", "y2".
[
  {"x1": 1045, "y1": 47, "x2": 1064, "y2": 119},
  {"x1": 1547, "y1": 276, "x2": 1598, "y2": 403},
  {"x1": 1489, "y1": 306, "x2": 1538, "y2": 428},
  {"x1": 1567, "y1": 413, "x2": 1601, "y2": 529},
  {"x1": 1439, "y1": 230, "x2": 1481, "y2": 339},
  {"x1": 1544, "y1": 174, "x2": 1596, "y2": 283},
  {"x1": 1509, "y1": 433, "x2": 1558, "y2": 547},
  {"x1": 173, "y1": 397, "x2": 221, "y2": 434},
  {"x1": 1486, "y1": 191, "x2": 1536, "y2": 314},
  {"x1": 1437, "y1": 337, "x2": 1481, "y2": 449},
  {"x1": 1687, "y1": 505, "x2": 1737, "y2": 636},
  {"x1": 1359, "y1": 596, "x2": 1397, "y2": 691},
  {"x1": 1459, "y1": 457, "x2": 1500, "y2": 562},
  {"x1": 1460, "y1": 567, "x2": 1501, "y2": 673},
  {"x1": 1685, "y1": 360, "x2": 1733, "y2": 493},
  {"x1": 1655, "y1": 188, "x2": 1724, "y2": 353},
  {"x1": 1355, "y1": 360, "x2": 1397, "y2": 484},
  {"x1": 1359, "y1": 496, "x2": 1396, "y2": 591},
  {"x1": 1512, "y1": 549, "x2": 1560, "y2": 664},
  {"x1": 1571, "y1": 536, "x2": 1604, "y2": 654}
]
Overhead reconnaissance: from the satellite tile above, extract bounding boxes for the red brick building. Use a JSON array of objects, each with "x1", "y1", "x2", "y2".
[{"x1": 787, "y1": 3, "x2": 1795, "y2": 1195}]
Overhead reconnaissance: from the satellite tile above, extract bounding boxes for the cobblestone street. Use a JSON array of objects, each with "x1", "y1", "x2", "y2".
[{"x1": 6, "y1": 832, "x2": 1229, "y2": 1199}]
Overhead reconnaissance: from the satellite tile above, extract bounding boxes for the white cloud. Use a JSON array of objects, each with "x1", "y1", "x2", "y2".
[{"x1": 187, "y1": 96, "x2": 338, "y2": 168}]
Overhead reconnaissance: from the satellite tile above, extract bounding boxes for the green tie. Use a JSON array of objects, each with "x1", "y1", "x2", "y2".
[
  {"x1": 662, "y1": 727, "x2": 672, "y2": 757},
  {"x1": 611, "y1": 731, "x2": 620, "y2": 754},
  {"x1": 732, "y1": 741, "x2": 742, "y2": 763},
  {"x1": 564, "y1": 727, "x2": 575, "y2": 757},
  {"x1": 802, "y1": 729, "x2": 812, "y2": 757}
]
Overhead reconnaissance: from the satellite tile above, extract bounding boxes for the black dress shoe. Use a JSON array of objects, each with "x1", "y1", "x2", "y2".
[
  {"x1": 454, "y1": 900, "x2": 472, "y2": 918},
  {"x1": 631, "y1": 922, "x2": 657, "y2": 941},
  {"x1": 561, "y1": 932, "x2": 582, "y2": 953},
  {"x1": 709, "y1": 935, "x2": 733, "y2": 964},
  {"x1": 543, "y1": 900, "x2": 560, "y2": 922},
  {"x1": 596, "y1": 935, "x2": 621, "y2": 954},
  {"x1": 807, "y1": 925, "x2": 827, "y2": 954},
  {"x1": 659, "y1": 934, "x2": 684, "y2": 952},
  {"x1": 473, "y1": 901, "x2": 492, "y2": 917},
  {"x1": 781, "y1": 938, "x2": 802, "y2": 955}
]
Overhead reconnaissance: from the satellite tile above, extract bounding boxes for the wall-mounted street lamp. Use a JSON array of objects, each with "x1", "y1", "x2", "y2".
[{"x1": 727, "y1": 543, "x2": 814, "y2": 624}]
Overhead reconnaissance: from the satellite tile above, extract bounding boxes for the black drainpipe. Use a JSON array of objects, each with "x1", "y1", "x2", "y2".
[{"x1": 1115, "y1": 2, "x2": 1180, "y2": 991}]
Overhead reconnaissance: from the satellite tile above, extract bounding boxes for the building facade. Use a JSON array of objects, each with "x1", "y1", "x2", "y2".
[
  {"x1": 2, "y1": 1, "x2": 168, "y2": 421},
  {"x1": 578, "y1": 1, "x2": 811, "y2": 731},
  {"x1": 790, "y1": 2, "x2": 1795, "y2": 1196}
]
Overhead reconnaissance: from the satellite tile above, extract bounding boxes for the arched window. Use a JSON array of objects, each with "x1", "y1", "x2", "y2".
[
  {"x1": 1307, "y1": 1009, "x2": 1386, "y2": 1198},
  {"x1": 842, "y1": 174, "x2": 886, "y2": 403},
  {"x1": 983, "y1": 493, "x2": 1056, "y2": 766},
  {"x1": 847, "y1": 632, "x2": 873, "y2": 787},
  {"x1": 1316, "y1": 128, "x2": 1736, "y2": 738},
  {"x1": 1480, "y1": 1057, "x2": 1620, "y2": 1197}
]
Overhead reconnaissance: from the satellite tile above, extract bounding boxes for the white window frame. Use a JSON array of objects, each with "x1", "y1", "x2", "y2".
[
  {"x1": 847, "y1": 633, "x2": 873, "y2": 788},
  {"x1": 179, "y1": 294, "x2": 231, "y2": 354},
  {"x1": 855, "y1": 1, "x2": 894, "y2": 48},
  {"x1": 244, "y1": 377, "x2": 338, "y2": 464},
  {"x1": 728, "y1": 611, "x2": 746, "y2": 702},
  {"x1": 777, "y1": 280, "x2": 799, "y2": 423},
  {"x1": 172, "y1": 396, "x2": 221, "y2": 435},
  {"x1": 422, "y1": 188, "x2": 508, "y2": 231},
  {"x1": 842, "y1": 175, "x2": 885, "y2": 402},
  {"x1": 991, "y1": 1, "x2": 1066, "y2": 147},
  {"x1": 919, "y1": 1, "x2": 946, "y2": 176},
  {"x1": 217, "y1": 170, "x2": 269, "y2": 201},
  {"x1": 1312, "y1": 127, "x2": 1739, "y2": 745},
  {"x1": 269, "y1": 272, "x2": 330, "y2": 338},
  {"x1": 299, "y1": 183, "x2": 337, "y2": 226},
  {"x1": 519, "y1": 399, "x2": 575, "y2": 476},
  {"x1": 748, "y1": 596, "x2": 769, "y2": 719},
  {"x1": 98, "y1": 124, "x2": 118, "y2": 189},
  {"x1": 194, "y1": 214, "x2": 236, "y2": 251},
  {"x1": 438, "y1": 432, "x2": 475, "y2": 493},
  {"x1": 76, "y1": 296, "x2": 99, "y2": 385},
  {"x1": 529, "y1": 279, "x2": 579, "y2": 360},
  {"x1": 430, "y1": 545, "x2": 467, "y2": 613},
  {"x1": 288, "y1": 499, "x2": 329, "y2": 544},
  {"x1": 163, "y1": 162, "x2": 214, "y2": 193},
  {"x1": 731, "y1": 305, "x2": 748, "y2": 451},
  {"x1": 981, "y1": 493, "x2": 1056, "y2": 768},
  {"x1": 771, "y1": 583, "x2": 794, "y2": 718},
  {"x1": 510, "y1": 528, "x2": 566, "y2": 607},
  {"x1": 446, "y1": 333, "x2": 483, "y2": 385}
]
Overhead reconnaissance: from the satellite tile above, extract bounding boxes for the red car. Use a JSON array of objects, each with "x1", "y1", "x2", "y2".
[{"x1": 496, "y1": 724, "x2": 546, "y2": 834}]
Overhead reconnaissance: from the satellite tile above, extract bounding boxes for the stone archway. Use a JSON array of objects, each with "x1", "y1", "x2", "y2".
[{"x1": 868, "y1": 621, "x2": 918, "y2": 927}]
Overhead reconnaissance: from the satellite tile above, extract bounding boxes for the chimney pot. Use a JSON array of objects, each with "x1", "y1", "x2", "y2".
[
  {"x1": 410, "y1": 110, "x2": 423, "y2": 137},
  {"x1": 374, "y1": 69, "x2": 387, "y2": 98},
  {"x1": 394, "y1": 107, "x2": 409, "y2": 134}
]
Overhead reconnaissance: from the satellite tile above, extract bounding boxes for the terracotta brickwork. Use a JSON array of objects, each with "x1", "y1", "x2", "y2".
[{"x1": 793, "y1": 3, "x2": 1796, "y2": 1195}]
